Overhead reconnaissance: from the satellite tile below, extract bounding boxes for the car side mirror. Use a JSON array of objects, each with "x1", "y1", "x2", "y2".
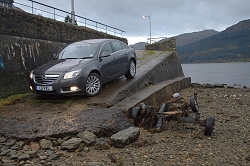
[
  {"x1": 52, "y1": 53, "x2": 56, "y2": 59},
  {"x1": 100, "y1": 52, "x2": 110, "y2": 58}
]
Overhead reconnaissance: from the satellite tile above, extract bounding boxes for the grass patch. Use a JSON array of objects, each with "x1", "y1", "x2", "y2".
[
  {"x1": 143, "y1": 50, "x2": 155, "y2": 56},
  {"x1": 0, "y1": 93, "x2": 32, "y2": 106},
  {"x1": 0, "y1": 92, "x2": 75, "y2": 106}
]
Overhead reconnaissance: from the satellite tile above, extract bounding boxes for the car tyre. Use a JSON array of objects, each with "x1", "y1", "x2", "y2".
[
  {"x1": 204, "y1": 116, "x2": 215, "y2": 136},
  {"x1": 125, "y1": 60, "x2": 136, "y2": 79},
  {"x1": 85, "y1": 73, "x2": 101, "y2": 97},
  {"x1": 131, "y1": 107, "x2": 141, "y2": 126},
  {"x1": 190, "y1": 96, "x2": 198, "y2": 112}
]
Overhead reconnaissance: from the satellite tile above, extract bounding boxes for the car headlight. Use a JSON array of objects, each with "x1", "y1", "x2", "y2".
[
  {"x1": 63, "y1": 69, "x2": 82, "y2": 79},
  {"x1": 30, "y1": 70, "x2": 34, "y2": 80}
]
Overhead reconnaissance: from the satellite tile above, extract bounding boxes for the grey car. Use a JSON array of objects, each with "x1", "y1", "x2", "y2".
[{"x1": 29, "y1": 39, "x2": 136, "y2": 96}]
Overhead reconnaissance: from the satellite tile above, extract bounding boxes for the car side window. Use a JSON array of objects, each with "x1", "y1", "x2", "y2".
[
  {"x1": 120, "y1": 42, "x2": 129, "y2": 49},
  {"x1": 111, "y1": 41, "x2": 123, "y2": 52},
  {"x1": 100, "y1": 42, "x2": 113, "y2": 56}
]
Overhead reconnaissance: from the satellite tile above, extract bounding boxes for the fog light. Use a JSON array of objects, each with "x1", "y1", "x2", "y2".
[
  {"x1": 30, "y1": 86, "x2": 33, "y2": 91},
  {"x1": 70, "y1": 86, "x2": 79, "y2": 91}
]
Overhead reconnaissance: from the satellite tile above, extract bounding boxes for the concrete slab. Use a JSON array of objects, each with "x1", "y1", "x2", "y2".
[
  {"x1": 85, "y1": 51, "x2": 189, "y2": 107},
  {"x1": 113, "y1": 77, "x2": 191, "y2": 115}
]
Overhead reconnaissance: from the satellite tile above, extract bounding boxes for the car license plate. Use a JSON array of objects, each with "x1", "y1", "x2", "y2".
[{"x1": 36, "y1": 86, "x2": 53, "y2": 91}]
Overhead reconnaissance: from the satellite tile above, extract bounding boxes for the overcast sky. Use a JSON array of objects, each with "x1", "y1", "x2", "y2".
[{"x1": 14, "y1": 0, "x2": 250, "y2": 45}]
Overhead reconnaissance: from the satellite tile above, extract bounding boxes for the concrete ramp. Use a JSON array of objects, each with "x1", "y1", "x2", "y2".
[{"x1": 85, "y1": 51, "x2": 190, "y2": 107}]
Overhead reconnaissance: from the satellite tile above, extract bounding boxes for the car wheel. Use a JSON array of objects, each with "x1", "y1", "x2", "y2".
[
  {"x1": 85, "y1": 73, "x2": 101, "y2": 96},
  {"x1": 204, "y1": 116, "x2": 215, "y2": 136},
  {"x1": 125, "y1": 60, "x2": 136, "y2": 79}
]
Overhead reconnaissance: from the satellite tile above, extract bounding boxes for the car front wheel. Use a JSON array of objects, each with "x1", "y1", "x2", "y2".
[
  {"x1": 125, "y1": 60, "x2": 136, "y2": 79},
  {"x1": 85, "y1": 73, "x2": 101, "y2": 96}
]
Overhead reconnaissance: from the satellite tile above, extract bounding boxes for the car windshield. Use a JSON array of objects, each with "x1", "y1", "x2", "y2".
[{"x1": 57, "y1": 43, "x2": 99, "y2": 59}]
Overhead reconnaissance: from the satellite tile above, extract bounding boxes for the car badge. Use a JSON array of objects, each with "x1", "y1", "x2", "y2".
[{"x1": 42, "y1": 75, "x2": 47, "y2": 80}]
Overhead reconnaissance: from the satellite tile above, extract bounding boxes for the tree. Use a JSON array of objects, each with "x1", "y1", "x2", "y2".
[{"x1": 64, "y1": 15, "x2": 77, "y2": 25}]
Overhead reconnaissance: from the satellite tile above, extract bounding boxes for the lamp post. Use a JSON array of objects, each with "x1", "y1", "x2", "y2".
[
  {"x1": 143, "y1": 15, "x2": 151, "y2": 44},
  {"x1": 71, "y1": 0, "x2": 75, "y2": 25}
]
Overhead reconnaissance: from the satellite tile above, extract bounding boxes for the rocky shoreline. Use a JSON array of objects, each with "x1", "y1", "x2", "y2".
[{"x1": 0, "y1": 84, "x2": 249, "y2": 165}]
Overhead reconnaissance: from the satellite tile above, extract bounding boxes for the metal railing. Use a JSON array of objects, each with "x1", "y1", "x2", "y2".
[
  {"x1": 147, "y1": 37, "x2": 168, "y2": 44},
  {"x1": 13, "y1": 0, "x2": 126, "y2": 37},
  {"x1": 0, "y1": 0, "x2": 14, "y2": 8}
]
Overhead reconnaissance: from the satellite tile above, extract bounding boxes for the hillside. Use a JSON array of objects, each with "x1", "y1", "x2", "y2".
[
  {"x1": 177, "y1": 19, "x2": 250, "y2": 63},
  {"x1": 174, "y1": 30, "x2": 218, "y2": 47}
]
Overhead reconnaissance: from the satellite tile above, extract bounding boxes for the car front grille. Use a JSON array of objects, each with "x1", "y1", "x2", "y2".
[{"x1": 34, "y1": 74, "x2": 59, "y2": 85}]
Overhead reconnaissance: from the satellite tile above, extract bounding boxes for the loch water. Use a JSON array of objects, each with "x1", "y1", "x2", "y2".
[{"x1": 181, "y1": 62, "x2": 250, "y2": 87}]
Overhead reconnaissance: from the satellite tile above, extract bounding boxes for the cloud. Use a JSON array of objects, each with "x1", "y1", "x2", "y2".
[{"x1": 14, "y1": 0, "x2": 250, "y2": 44}]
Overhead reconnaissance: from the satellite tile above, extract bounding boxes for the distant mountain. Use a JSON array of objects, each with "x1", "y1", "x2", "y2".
[
  {"x1": 177, "y1": 19, "x2": 250, "y2": 63},
  {"x1": 129, "y1": 42, "x2": 148, "y2": 50},
  {"x1": 130, "y1": 30, "x2": 218, "y2": 50},
  {"x1": 174, "y1": 30, "x2": 218, "y2": 47}
]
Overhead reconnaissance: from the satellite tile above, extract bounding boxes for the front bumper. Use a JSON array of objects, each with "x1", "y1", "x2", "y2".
[{"x1": 29, "y1": 74, "x2": 87, "y2": 95}]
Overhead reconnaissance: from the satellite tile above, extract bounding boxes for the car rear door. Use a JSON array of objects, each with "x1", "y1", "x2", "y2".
[{"x1": 110, "y1": 41, "x2": 128, "y2": 75}]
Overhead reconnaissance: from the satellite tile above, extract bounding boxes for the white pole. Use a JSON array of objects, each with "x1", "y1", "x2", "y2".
[{"x1": 71, "y1": 0, "x2": 75, "y2": 25}]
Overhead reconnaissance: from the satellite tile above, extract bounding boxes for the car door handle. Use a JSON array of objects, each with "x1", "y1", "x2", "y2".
[
  {"x1": 113, "y1": 57, "x2": 116, "y2": 60},
  {"x1": 125, "y1": 52, "x2": 128, "y2": 55}
]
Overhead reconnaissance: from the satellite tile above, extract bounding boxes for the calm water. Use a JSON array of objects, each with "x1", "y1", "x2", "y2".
[{"x1": 181, "y1": 62, "x2": 250, "y2": 87}]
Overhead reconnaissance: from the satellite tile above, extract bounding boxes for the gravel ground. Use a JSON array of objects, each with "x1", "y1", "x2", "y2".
[{"x1": 46, "y1": 86, "x2": 250, "y2": 166}]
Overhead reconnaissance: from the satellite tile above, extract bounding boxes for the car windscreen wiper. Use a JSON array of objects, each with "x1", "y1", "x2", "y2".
[
  {"x1": 63, "y1": 58, "x2": 81, "y2": 59},
  {"x1": 82, "y1": 57, "x2": 93, "y2": 59},
  {"x1": 63, "y1": 57, "x2": 93, "y2": 59}
]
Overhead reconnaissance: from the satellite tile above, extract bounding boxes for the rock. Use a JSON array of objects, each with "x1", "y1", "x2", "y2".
[
  {"x1": 94, "y1": 138, "x2": 109, "y2": 150},
  {"x1": 5, "y1": 139, "x2": 16, "y2": 146},
  {"x1": 10, "y1": 154, "x2": 18, "y2": 160},
  {"x1": 214, "y1": 83, "x2": 224, "y2": 88},
  {"x1": 22, "y1": 145, "x2": 30, "y2": 151},
  {"x1": 50, "y1": 153, "x2": 60, "y2": 160},
  {"x1": 0, "y1": 149, "x2": 10, "y2": 156},
  {"x1": 203, "y1": 83, "x2": 214, "y2": 88},
  {"x1": 39, "y1": 139, "x2": 53, "y2": 149},
  {"x1": 29, "y1": 142, "x2": 40, "y2": 151},
  {"x1": 15, "y1": 141, "x2": 25, "y2": 149},
  {"x1": 107, "y1": 153, "x2": 117, "y2": 163},
  {"x1": 77, "y1": 130, "x2": 97, "y2": 146},
  {"x1": 61, "y1": 138, "x2": 82, "y2": 150},
  {"x1": 76, "y1": 143, "x2": 85, "y2": 152},
  {"x1": 191, "y1": 83, "x2": 201, "y2": 88},
  {"x1": 24, "y1": 150, "x2": 38, "y2": 158},
  {"x1": 111, "y1": 127, "x2": 140, "y2": 148},
  {"x1": 0, "y1": 136, "x2": 7, "y2": 143},
  {"x1": 10, "y1": 145, "x2": 19, "y2": 150},
  {"x1": 39, "y1": 155, "x2": 47, "y2": 160},
  {"x1": 57, "y1": 138, "x2": 62, "y2": 145},
  {"x1": 83, "y1": 146, "x2": 90, "y2": 152},
  {"x1": 18, "y1": 153, "x2": 30, "y2": 160},
  {"x1": 2, "y1": 159, "x2": 16, "y2": 166}
]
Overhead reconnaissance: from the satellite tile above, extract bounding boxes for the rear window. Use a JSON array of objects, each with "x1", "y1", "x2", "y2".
[{"x1": 111, "y1": 41, "x2": 123, "y2": 52}]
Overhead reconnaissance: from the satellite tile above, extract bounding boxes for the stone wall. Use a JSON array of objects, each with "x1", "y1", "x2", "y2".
[
  {"x1": 0, "y1": 7, "x2": 127, "y2": 44},
  {"x1": 0, "y1": 6, "x2": 127, "y2": 98},
  {"x1": 0, "y1": 35, "x2": 66, "y2": 98},
  {"x1": 145, "y1": 38, "x2": 176, "y2": 51}
]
